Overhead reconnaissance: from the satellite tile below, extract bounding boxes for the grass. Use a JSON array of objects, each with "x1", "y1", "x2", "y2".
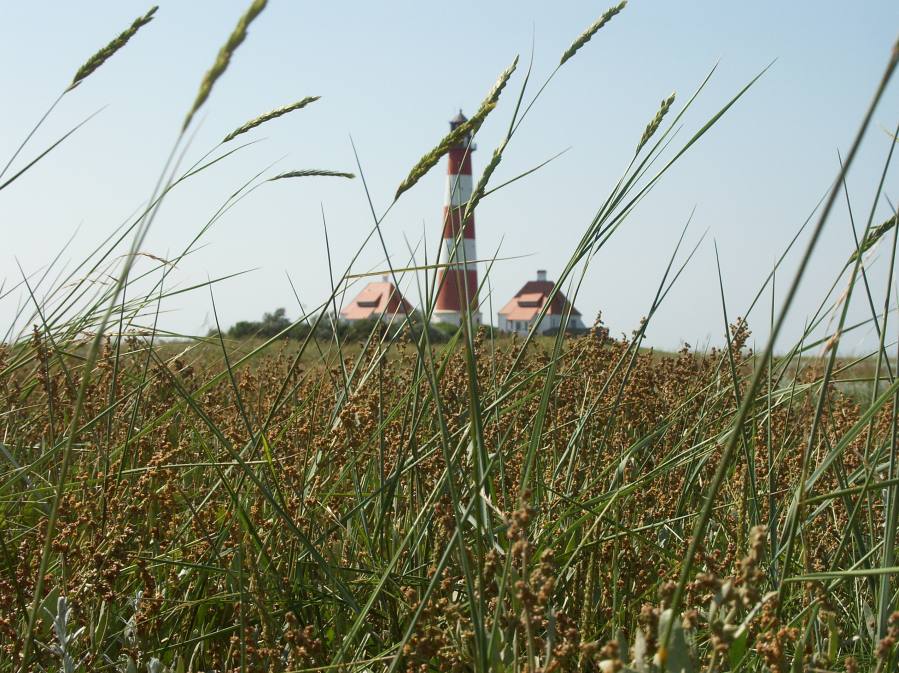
[{"x1": 2, "y1": 3, "x2": 899, "y2": 672}]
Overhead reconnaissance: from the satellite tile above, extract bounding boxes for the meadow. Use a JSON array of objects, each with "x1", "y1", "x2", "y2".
[{"x1": 3, "y1": 2, "x2": 899, "y2": 672}]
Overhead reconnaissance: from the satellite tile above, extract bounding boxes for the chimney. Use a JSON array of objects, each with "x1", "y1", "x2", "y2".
[{"x1": 537, "y1": 269, "x2": 547, "y2": 282}]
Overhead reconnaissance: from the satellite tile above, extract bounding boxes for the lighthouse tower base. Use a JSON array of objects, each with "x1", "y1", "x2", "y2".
[{"x1": 432, "y1": 310, "x2": 482, "y2": 327}]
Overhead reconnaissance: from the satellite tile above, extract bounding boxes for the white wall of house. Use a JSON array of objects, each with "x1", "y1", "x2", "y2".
[
  {"x1": 339, "y1": 310, "x2": 411, "y2": 324},
  {"x1": 498, "y1": 313, "x2": 584, "y2": 335}
]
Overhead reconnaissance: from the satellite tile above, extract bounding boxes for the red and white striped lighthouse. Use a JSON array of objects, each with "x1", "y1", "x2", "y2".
[{"x1": 434, "y1": 110, "x2": 481, "y2": 325}]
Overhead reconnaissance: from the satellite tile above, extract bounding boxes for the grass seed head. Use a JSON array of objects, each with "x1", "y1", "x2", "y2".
[
  {"x1": 636, "y1": 92, "x2": 676, "y2": 154},
  {"x1": 183, "y1": 0, "x2": 268, "y2": 132},
  {"x1": 268, "y1": 169, "x2": 355, "y2": 181},
  {"x1": 394, "y1": 56, "x2": 517, "y2": 201},
  {"x1": 847, "y1": 212, "x2": 899, "y2": 265},
  {"x1": 464, "y1": 138, "x2": 507, "y2": 220},
  {"x1": 394, "y1": 114, "x2": 482, "y2": 202},
  {"x1": 68, "y1": 6, "x2": 158, "y2": 91},
  {"x1": 482, "y1": 55, "x2": 519, "y2": 108},
  {"x1": 559, "y1": 1, "x2": 627, "y2": 67},
  {"x1": 222, "y1": 95, "x2": 321, "y2": 143}
]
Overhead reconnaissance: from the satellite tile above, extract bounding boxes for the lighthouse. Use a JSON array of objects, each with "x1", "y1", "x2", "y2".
[{"x1": 433, "y1": 110, "x2": 481, "y2": 325}]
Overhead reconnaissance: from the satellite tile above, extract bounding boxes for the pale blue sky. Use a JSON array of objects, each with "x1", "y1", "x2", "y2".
[{"x1": 2, "y1": 2, "x2": 898, "y2": 351}]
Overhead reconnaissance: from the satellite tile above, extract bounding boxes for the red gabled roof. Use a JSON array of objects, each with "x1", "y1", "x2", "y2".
[
  {"x1": 340, "y1": 281, "x2": 413, "y2": 321},
  {"x1": 498, "y1": 280, "x2": 581, "y2": 322}
]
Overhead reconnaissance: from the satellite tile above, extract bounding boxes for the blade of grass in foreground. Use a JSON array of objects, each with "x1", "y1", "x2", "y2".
[{"x1": 658, "y1": 34, "x2": 899, "y2": 666}]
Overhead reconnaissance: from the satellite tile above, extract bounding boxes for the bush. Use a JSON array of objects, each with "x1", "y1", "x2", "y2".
[
  {"x1": 542, "y1": 325, "x2": 589, "y2": 337},
  {"x1": 214, "y1": 309, "x2": 458, "y2": 345}
]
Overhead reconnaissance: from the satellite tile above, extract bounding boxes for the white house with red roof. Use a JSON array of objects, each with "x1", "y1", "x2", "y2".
[
  {"x1": 498, "y1": 270, "x2": 585, "y2": 335},
  {"x1": 340, "y1": 277, "x2": 413, "y2": 323}
]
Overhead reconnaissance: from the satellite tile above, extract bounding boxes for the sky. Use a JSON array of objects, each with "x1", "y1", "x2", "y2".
[{"x1": 2, "y1": 1, "x2": 899, "y2": 352}]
